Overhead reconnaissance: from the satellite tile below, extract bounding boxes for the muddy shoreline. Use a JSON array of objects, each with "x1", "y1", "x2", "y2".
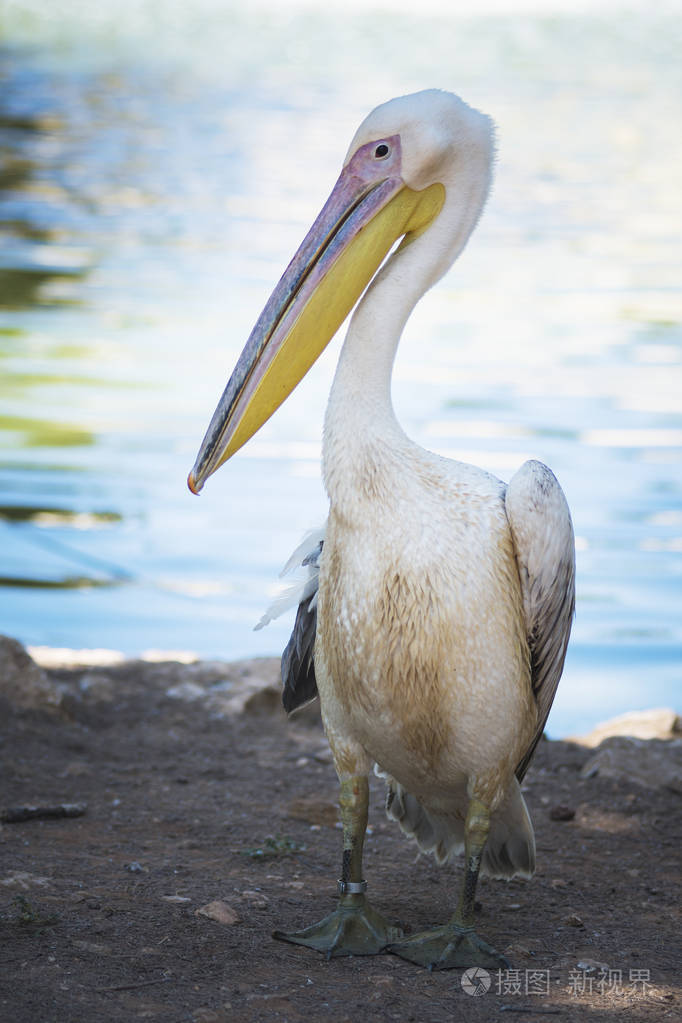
[{"x1": 0, "y1": 638, "x2": 679, "y2": 1022}]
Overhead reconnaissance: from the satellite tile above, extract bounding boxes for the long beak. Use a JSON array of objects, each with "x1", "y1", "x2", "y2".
[{"x1": 188, "y1": 135, "x2": 444, "y2": 494}]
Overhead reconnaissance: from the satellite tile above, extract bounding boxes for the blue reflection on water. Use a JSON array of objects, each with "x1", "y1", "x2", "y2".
[{"x1": 0, "y1": 6, "x2": 680, "y2": 736}]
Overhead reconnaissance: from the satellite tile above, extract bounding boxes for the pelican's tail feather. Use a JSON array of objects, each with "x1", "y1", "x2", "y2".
[
  {"x1": 483, "y1": 779, "x2": 536, "y2": 880},
  {"x1": 381, "y1": 775, "x2": 535, "y2": 880},
  {"x1": 384, "y1": 779, "x2": 464, "y2": 866}
]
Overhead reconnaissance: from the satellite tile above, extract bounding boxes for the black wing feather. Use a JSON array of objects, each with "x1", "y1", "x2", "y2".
[{"x1": 280, "y1": 541, "x2": 322, "y2": 713}]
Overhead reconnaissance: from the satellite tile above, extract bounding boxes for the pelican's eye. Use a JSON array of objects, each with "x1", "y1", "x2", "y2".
[{"x1": 374, "y1": 142, "x2": 390, "y2": 160}]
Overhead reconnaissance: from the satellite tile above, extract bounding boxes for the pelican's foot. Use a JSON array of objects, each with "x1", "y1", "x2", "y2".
[
  {"x1": 387, "y1": 922, "x2": 510, "y2": 972},
  {"x1": 273, "y1": 896, "x2": 403, "y2": 959}
]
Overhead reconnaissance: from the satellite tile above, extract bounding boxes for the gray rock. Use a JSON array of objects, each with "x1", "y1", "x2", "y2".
[
  {"x1": 580, "y1": 736, "x2": 682, "y2": 792},
  {"x1": 0, "y1": 871, "x2": 52, "y2": 889},
  {"x1": 78, "y1": 673, "x2": 116, "y2": 701},
  {"x1": 165, "y1": 658, "x2": 285, "y2": 718},
  {"x1": 0, "y1": 636, "x2": 63, "y2": 711},
  {"x1": 195, "y1": 900, "x2": 241, "y2": 925},
  {"x1": 571, "y1": 708, "x2": 680, "y2": 747}
]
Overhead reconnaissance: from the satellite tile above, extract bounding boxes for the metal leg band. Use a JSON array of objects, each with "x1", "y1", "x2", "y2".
[{"x1": 337, "y1": 879, "x2": 367, "y2": 895}]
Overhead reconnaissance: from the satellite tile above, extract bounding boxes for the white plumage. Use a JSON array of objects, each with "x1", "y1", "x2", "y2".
[{"x1": 191, "y1": 89, "x2": 575, "y2": 969}]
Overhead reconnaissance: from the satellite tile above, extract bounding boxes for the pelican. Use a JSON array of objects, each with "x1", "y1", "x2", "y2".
[{"x1": 188, "y1": 89, "x2": 575, "y2": 970}]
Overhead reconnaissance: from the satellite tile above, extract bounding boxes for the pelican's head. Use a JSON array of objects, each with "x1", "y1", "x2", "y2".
[
  {"x1": 346, "y1": 89, "x2": 493, "y2": 196},
  {"x1": 188, "y1": 90, "x2": 493, "y2": 494}
]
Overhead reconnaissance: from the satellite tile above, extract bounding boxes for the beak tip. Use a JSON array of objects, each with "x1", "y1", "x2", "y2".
[{"x1": 187, "y1": 470, "x2": 202, "y2": 495}]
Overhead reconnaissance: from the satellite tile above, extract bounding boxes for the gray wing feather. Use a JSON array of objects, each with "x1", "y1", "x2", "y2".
[
  {"x1": 281, "y1": 540, "x2": 322, "y2": 713},
  {"x1": 505, "y1": 460, "x2": 575, "y2": 780}
]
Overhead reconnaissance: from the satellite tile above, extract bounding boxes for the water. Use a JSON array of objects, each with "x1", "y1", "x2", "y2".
[{"x1": 1, "y1": 1, "x2": 680, "y2": 736}]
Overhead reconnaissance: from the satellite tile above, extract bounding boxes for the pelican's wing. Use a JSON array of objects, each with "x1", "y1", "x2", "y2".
[
  {"x1": 254, "y1": 526, "x2": 325, "y2": 631},
  {"x1": 505, "y1": 460, "x2": 575, "y2": 781},
  {"x1": 255, "y1": 526, "x2": 325, "y2": 714},
  {"x1": 281, "y1": 534, "x2": 323, "y2": 713}
]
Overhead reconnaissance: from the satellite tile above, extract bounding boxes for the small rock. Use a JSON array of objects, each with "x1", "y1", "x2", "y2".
[
  {"x1": 572, "y1": 708, "x2": 681, "y2": 746},
  {"x1": 71, "y1": 940, "x2": 111, "y2": 955},
  {"x1": 195, "y1": 900, "x2": 241, "y2": 926},
  {"x1": 550, "y1": 804, "x2": 576, "y2": 821},
  {"x1": 505, "y1": 943, "x2": 533, "y2": 958},
  {"x1": 0, "y1": 636, "x2": 62, "y2": 711},
  {"x1": 577, "y1": 958, "x2": 609, "y2": 973},
  {"x1": 161, "y1": 895, "x2": 191, "y2": 904},
  {"x1": 369, "y1": 975, "x2": 395, "y2": 1000},
  {"x1": 160, "y1": 658, "x2": 291, "y2": 718},
  {"x1": 78, "y1": 673, "x2": 115, "y2": 701},
  {"x1": 580, "y1": 736, "x2": 682, "y2": 792},
  {"x1": 241, "y1": 890, "x2": 268, "y2": 909},
  {"x1": 166, "y1": 681, "x2": 207, "y2": 702},
  {"x1": 125, "y1": 861, "x2": 145, "y2": 873},
  {"x1": 60, "y1": 761, "x2": 91, "y2": 778},
  {"x1": 241, "y1": 685, "x2": 281, "y2": 715},
  {"x1": 0, "y1": 871, "x2": 51, "y2": 890},
  {"x1": 564, "y1": 913, "x2": 584, "y2": 928}
]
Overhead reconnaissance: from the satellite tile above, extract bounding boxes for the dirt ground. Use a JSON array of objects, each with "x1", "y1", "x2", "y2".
[{"x1": 0, "y1": 650, "x2": 679, "y2": 1023}]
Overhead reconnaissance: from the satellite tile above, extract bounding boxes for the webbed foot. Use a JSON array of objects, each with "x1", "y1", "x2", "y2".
[
  {"x1": 274, "y1": 895, "x2": 403, "y2": 959},
  {"x1": 387, "y1": 922, "x2": 510, "y2": 971}
]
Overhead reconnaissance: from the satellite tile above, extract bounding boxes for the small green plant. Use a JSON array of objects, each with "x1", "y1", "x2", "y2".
[
  {"x1": 9, "y1": 895, "x2": 59, "y2": 929},
  {"x1": 241, "y1": 835, "x2": 306, "y2": 859}
]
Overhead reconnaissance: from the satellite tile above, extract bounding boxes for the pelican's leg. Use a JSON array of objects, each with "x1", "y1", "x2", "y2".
[
  {"x1": 387, "y1": 797, "x2": 510, "y2": 971},
  {"x1": 273, "y1": 775, "x2": 403, "y2": 957}
]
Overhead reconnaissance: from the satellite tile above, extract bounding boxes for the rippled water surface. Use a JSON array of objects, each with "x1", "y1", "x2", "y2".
[{"x1": 1, "y1": 1, "x2": 680, "y2": 734}]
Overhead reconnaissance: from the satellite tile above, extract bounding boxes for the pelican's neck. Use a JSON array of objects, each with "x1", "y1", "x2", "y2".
[
  {"x1": 323, "y1": 160, "x2": 491, "y2": 510},
  {"x1": 325, "y1": 257, "x2": 420, "y2": 442}
]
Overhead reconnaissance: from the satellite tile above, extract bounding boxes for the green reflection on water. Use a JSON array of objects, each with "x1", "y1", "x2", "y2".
[
  {"x1": 0, "y1": 459, "x2": 86, "y2": 473},
  {"x1": 50, "y1": 343, "x2": 93, "y2": 359},
  {"x1": 0, "y1": 267, "x2": 87, "y2": 308},
  {"x1": 0, "y1": 218, "x2": 55, "y2": 242},
  {"x1": 1, "y1": 370, "x2": 127, "y2": 393},
  {"x1": 0, "y1": 81, "x2": 91, "y2": 311},
  {"x1": 0, "y1": 575, "x2": 121, "y2": 590},
  {"x1": 531, "y1": 426, "x2": 580, "y2": 441},
  {"x1": 0, "y1": 505, "x2": 121, "y2": 524},
  {"x1": 0, "y1": 414, "x2": 94, "y2": 447}
]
